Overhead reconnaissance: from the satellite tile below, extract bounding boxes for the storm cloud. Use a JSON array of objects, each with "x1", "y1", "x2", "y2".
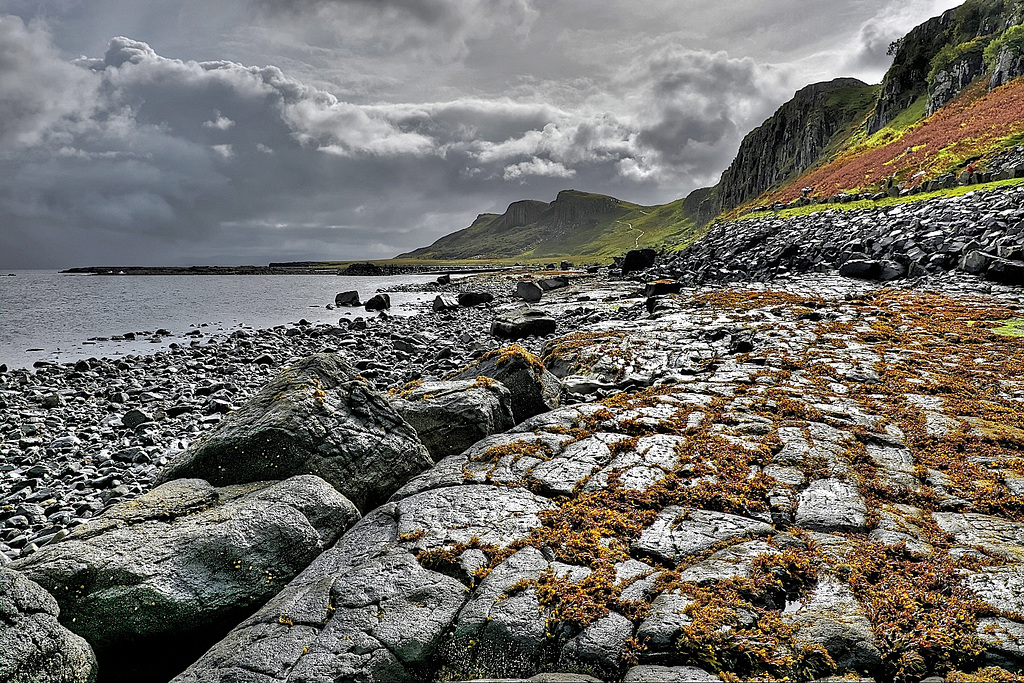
[{"x1": 0, "y1": 1, "x2": 963, "y2": 268}]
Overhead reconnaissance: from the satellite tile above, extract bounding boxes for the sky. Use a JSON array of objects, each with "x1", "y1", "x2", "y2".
[{"x1": 0, "y1": 0, "x2": 964, "y2": 268}]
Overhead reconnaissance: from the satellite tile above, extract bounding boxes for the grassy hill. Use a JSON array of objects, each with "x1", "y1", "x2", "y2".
[{"x1": 398, "y1": 190, "x2": 702, "y2": 262}]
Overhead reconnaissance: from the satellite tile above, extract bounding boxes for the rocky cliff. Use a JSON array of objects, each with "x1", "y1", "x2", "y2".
[{"x1": 695, "y1": 78, "x2": 877, "y2": 221}]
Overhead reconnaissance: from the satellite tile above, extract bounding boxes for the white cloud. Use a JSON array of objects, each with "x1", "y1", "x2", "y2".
[
  {"x1": 503, "y1": 158, "x2": 576, "y2": 180},
  {"x1": 203, "y1": 112, "x2": 236, "y2": 130}
]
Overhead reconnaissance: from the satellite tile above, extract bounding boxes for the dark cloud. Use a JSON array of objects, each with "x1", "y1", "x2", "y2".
[{"x1": 0, "y1": 2, "x2": 966, "y2": 268}]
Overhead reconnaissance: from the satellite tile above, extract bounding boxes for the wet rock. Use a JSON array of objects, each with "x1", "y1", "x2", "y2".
[
  {"x1": 335, "y1": 291, "x2": 361, "y2": 307},
  {"x1": 451, "y1": 347, "x2": 564, "y2": 423},
  {"x1": 795, "y1": 479, "x2": 868, "y2": 533},
  {"x1": 491, "y1": 310, "x2": 557, "y2": 340},
  {"x1": 433, "y1": 294, "x2": 461, "y2": 312},
  {"x1": 391, "y1": 379, "x2": 515, "y2": 459},
  {"x1": 516, "y1": 281, "x2": 544, "y2": 303},
  {"x1": 558, "y1": 611, "x2": 634, "y2": 679},
  {"x1": 0, "y1": 566, "x2": 97, "y2": 683},
  {"x1": 632, "y1": 507, "x2": 773, "y2": 565},
  {"x1": 154, "y1": 353, "x2": 432, "y2": 512},
  {"x1": 537, "y1": 276, "x2": 570, "y2": 291},
  {"x1": 783, "y1": 576, "x2": 882, "y2": 674},
  {"x1": 364, "y1": 293, "x2": 391, "y2": 311},
  {"x1": 621, "y1": 249, "x2": 658, "y2": 276},
  {"x1": 623, "y1": 665, "x2": 719, "y2": 682},
  {"x1": 13, "y1": 476, "x2": 358, "y2": 683},
  {"x1": 458, "y1": 291, "x2": 495, "y2": 307}
]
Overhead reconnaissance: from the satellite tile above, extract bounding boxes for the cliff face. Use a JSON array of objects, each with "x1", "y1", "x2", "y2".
[
  {"x1": 693, "y1": 78, "x2": 876, "y2": 221},
  {"x1": 871, "y1": 0, "x2": 1024, "y2": 130}
]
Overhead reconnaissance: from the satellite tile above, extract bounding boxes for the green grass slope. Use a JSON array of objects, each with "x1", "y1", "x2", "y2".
[{"x1": 398, "y1": 190, "x2": 702, "y2": 262}]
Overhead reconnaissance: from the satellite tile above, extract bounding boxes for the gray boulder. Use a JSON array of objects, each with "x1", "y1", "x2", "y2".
[
  {"x1": 391, "y1": 379, "x2": 516, "y2": 458},
  {"x1": 154, "y1": 353, "x2": 432, "y2": 512},
  {"x1": 491, "y1": 309, "x2": 558, "y2": 340},
  {"x1": 13, "y1": 476, "x2": 358, "y2": 683},
  {"x1": 0, "y1": 567, "x2": 97, "y2": 683},
  {"x1": 458, "y1": 291, "x2": 495, "y2": 307},
  {"x1": 516, "y1": 281, "x2": 544, "y2": 303},
  {"x1": 433, "y1": 294, "x2": 461, "y2": 312},
  {"x1": 621, "y1": 249, "x2": 657, "y2": 275},
  {"x1": 364, "y1": 292, "x2": 391, "y2": 311},
  {"x1": 559, "y1": 611, "x2": 634, "y2": 679},
  {"x1": 335, "y1": 290, "x2": 361, "y2": 307},
  {"x1": 451, "y1": 346, "x2": 564, "y2": 423},
  {"x1": 986, "y1": 257, "x2": 1024, "y2": 285},
  {"x1": 537, "y1": 276, "x2": 570, "y2": 291}
]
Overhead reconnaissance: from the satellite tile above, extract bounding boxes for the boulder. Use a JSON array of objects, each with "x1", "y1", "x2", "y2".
[
  {"x1": 621, "y1": 249, "x2": 658, "y2": 276},
  {"x1": 624, "y1": 666, "x2": 719, "y2": 682},
  {"x1": 516, "y1": 281, "x2": 544, "y2": 303},
  {"x1": 451, "y1": 346, "x2": 564, "y2": 423},
  {"x1": 491, "y1": 309, "x2": 557, "y2": 341},
  {"x1": 335, "y1": 291, "x2": 361, "y2": 307},
  {"x1": 432, "y1": 294, "x2": 460, "y2": 312},
  {"x1": 644, "y1": 280, "x2": 684, "y2": 297},
  {"x1": 0, "y1": 567, "x2": 97, "y2": 683},
  {"x1": 364, "y1": 293, "x2": 391, "y2": 311},
  {"x1": 795, "y1": 478, "x2": 868, "y2": 533},
  {"x1": 458, "y1": 291, "x2": 495, "y2": 307},
  {"x1": 961, "y1": 249, "x2": 993, "y2": 275},
  {"x1": 391, "y1": 379, "x2": 516, "y2": 458},
  {"x1": 838, "y1": 258, "x2": 904, "y2": 281},
  {"x1": 986, "y1": 257, "x2": 1024, "y2": 286},
  {"x1": 153, "y1": 353, "x2": 432, "y2": 512},
  {"x1": 12, "y1": 476, "x2": 358, "y2": 683},
  {"x1": 172, "y1": 485, "x2": 553, "y2": 683},
  {"x1": 537, "y1": 276, "x2": 570, "y2": 291},
  {"x1": 436, "y1": 273, "x2": 451, "y2": 285}
]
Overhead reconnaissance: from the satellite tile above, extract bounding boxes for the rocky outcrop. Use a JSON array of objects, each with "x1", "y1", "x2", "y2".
[
  {"x1": 647, "y1": 185, "x2": 1024, "y2": 285},
  {"x1": 990, "y1": 41, "x2": 1024, "y2": 88},
  {"x1": 172, "y1": 271, "x2": 1024, "y2": 682},
  {"x1": 927, "y1": 48, "x2": 988, "y2": 114},
  {"x1": 0, "y1": 567, "x2": 97, "y2": 683},
  {"x1": 153, "y1": 353, "x2": 432, "y2": 512},
  {"x1": 868, "y1": 11, "x2": 954, "y2": 132},
  {"x1": 391, "y1": 379, "x2": 516, "y2": 458},
  {"x1": 451, "y1": 346, "x2": 564, "y2": 423},
  {"x1": 12, "y1": 476, "x2": 359, "y2": 683},
  {"x1": 705, "y1": 78, "x2": 876, "y2": 218}
]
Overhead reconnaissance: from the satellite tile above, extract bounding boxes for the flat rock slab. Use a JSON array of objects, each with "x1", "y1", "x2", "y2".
[
  {"x1": 392, "y1": 379, "x2": 515, "y2": 459},
  {"x1": 795, "y1": 478, "x2": 868, "y2": 533},
  {"x1": 154, "y1": 353, "x2": 432, "y2": 512},
  {"x1": 623, "y1": 665, "x2": 719, "y2": 682},
  {"x1": 632, "y1": 507, "x2": 774, "y2": 565},
  {"x1": 934, "y1": 512, "x2": 1024, "y2": 561},
  {"x1": 0, "y1": 567, "x2": 97, "y2": 683},
  {"x1": 13, "y1": 476, "x2": 358, "y2": 683},
  {"x1": 783, "y1": 577, "x2": 882, "y2": 673}
]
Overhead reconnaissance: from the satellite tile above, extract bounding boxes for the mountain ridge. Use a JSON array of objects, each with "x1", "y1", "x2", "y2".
[{"x1": 400, "y1": 0, "x2": 1024, "y2": 262}]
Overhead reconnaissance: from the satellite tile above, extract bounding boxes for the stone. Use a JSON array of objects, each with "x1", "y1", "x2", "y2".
[
  {"x1": 537, "y1": 276, "x2": 570, "y2": 291},
  {"x1": 491, "y1": 310, "x2": 558, "y2": 341},
  {"x1": 121, "y1": 408, "x2": 153, "y2": 430},
  {"x1": 391, "y1": 379, "x2": 516, "y2": 459},
  {"x1": 623, "y1": 665, "x2": 719, "y2": 682},
  {"x1": 154, "y1": 353, "x2": 432, "y2": 512},
  {"x1": 933, "y1": 512, "x2": 1024, "y2": 561},
  {"x1": 335, "y1": 291, "x2": 361, "y2": 307},
  {"x1": 783, "y1": 577, "x2": 882, "y2": 674},
  {"x1": 559, "y1": 611, "x2": 634, "y2": 679},
  {"x1": 436, "y1": 273, "x2": 451, "y2": 285},
  {"x1": 364, "y1": 293, "x2": 391, "y2": 311},
  {"x1": 621, "y1": 249, "x2": 658, "y2": 275},
  {"x1": 13, "y1": 476, "x2": 357, "y2": 683},
  {"x1": 516, "y1": 281, "x2": 544, "y2": 303},
  {"x1": 795, "y1": 479, "x2": 868, "y2": 533},
  {"x1": 632, "y1": 507, "x2": 774, "y2": 565},
  {"x1": 458, "y1": 291, "x2": 495, "y2": 307},
  {"x1": 0, "y1": 567, "x2": 97, "y2": 683},
  {"x1": 451, "y1": 347, "x2": 564, "y2": 423},
  {"x1": 432, "y1": 294, "x2": 461, "y2": 312},
  {"x1": 986, "y1": 257, "x2": 1024, "y2": 285},
  {"x1": 644, "y1": 280, "x2": 684, "y2": 297},
  {"x1": 636, "y1": 592, "x2": 694, "y2": 652}
]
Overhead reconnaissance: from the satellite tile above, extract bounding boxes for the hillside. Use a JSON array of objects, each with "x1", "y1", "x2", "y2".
[
  {"x1": 399, "y1": 0, "x2": 1024, "y2": 262},
  {"x1": 398, "y1": 190, "x2": 701, "y2": 261}
]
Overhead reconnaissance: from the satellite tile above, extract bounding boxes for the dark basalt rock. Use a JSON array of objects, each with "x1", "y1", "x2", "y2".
[
  {"x1": 364, "y1": 293, "x2": 391, "y2": 311},
  {"x1": 491, "y1": 309, "x2": 557, "y2": 341},
  {"x1": 153, "y1": 353, "x2": 432, "y2": 512},
  {"x1": 621, "y1": 249, "x2": 658, "y2": 276},
  {"x1": 335, "y1": 290, "x2": 361, "y2": 307}
]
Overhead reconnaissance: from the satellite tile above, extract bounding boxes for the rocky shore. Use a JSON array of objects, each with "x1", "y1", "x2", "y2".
[{"x1": 6, "y1": 187, "x2": 1024, "y2": 683}]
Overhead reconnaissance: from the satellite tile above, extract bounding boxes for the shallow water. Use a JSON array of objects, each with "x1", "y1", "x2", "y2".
[{"x1": 0, "y1": 270, "x2": 441, "y2": 369}]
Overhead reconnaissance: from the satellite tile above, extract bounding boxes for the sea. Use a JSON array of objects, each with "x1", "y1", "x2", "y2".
[{"x1": 0, "y1": 270, "x2": 445, "y2": 370}]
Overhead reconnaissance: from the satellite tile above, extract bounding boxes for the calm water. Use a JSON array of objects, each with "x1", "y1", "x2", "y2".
[{"x1": 0, "y1": 270, "x2": 442, "y2": 369}]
